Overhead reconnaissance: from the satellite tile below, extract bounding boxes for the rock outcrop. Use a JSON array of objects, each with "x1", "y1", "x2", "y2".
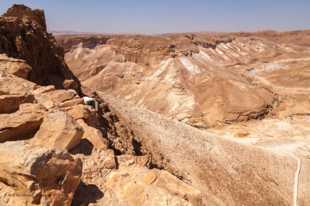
[
  {"x1": 0, "y1": 4, "x2": 81, "y2": 91},
  {"x1": 0, "y1": 5, "x2": 86, "y2": 205},
  {"x1": 31, "y1": 111, "x2": 83, "y2": 150}
]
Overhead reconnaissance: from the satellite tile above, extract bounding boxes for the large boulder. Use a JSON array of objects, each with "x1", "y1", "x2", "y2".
[
  {"x1": 31, "y1": 111, "x2": 83, "y2": 151},
  {"x1": 34, "y1": 88, "x2": 79, "y2": 109},
  {"x1": 0, "y1": 141, "x2": 82, "y2": 206},
  {"x1": 76, "y1": 119, "x2": 108, "y2": 150}
]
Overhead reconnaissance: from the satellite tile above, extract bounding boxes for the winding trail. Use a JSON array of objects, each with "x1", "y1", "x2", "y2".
[{"x1": 291, "y1": 154, "x2": 301, "y2": 206}]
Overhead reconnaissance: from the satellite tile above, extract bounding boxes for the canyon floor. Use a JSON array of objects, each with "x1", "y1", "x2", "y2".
[{"x1": 0, "y1": 4, "x2": 310, "y2": 206}]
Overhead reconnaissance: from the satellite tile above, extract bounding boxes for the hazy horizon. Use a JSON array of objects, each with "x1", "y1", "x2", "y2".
[{"x1": 1, "y1": 0, "x2": 310, "y2": 34}]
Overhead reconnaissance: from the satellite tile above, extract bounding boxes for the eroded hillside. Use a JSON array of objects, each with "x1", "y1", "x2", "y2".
[
  {"x1": 57, "y1": 27, "x2": 310, "y2": 205},
  {"x1": 58, "y1": 31, "x2": 310, "y2": 128}
]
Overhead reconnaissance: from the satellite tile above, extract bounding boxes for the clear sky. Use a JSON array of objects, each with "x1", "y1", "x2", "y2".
[{"x1": 1, "y1": 0, "x2": 310, "y2": 34}]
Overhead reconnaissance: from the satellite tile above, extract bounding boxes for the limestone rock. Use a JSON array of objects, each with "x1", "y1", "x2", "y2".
[
  {"x1": 31, "y1": 111, "x2": 83, "y2": 150},
  {"x1": 0, "y1": 71, "x2": 36, "y2": 96},
  {"x1": 0, "y1": 141, "x2": 82, "y2": 206},
  {"x1": 0, "y1": 54, "x2": 32, "y2": 78},
  {"x1": 101, "y1": 167, "x2": 202, "y2": 206},
  {"x1": 0, "y1": 4, "x2": 81, "y2": 91},
  {"x1": 68, "y1": 104, "x2": 92, "y2": 121},
  {"x1": 0, "y1": 103, "x2": 46, "y2": 142},
  {"x1": 116, "y1": 155, "x2": 151, "y2": 168},
  {"x1": 35, "y1": 89, "x2": 79, "y2": 109},
  {"x1": 77, "y1": 119, "x2": 108, "y2": 150}
]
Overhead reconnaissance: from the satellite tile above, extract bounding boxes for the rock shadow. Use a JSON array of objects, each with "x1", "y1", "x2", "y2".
[
  {"x1": 72, "y1": 181, "x2": 104, "y2": 206},
  {"x1": 70, "y1": 139, "x2": 94, "y2": 156}
]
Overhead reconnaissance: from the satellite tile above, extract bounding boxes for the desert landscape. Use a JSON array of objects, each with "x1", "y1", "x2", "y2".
[{"x1": 0, "y1": 4, "x2": 310, "y2": 206}]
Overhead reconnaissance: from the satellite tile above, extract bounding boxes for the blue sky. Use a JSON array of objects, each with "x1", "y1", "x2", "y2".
[{"x1": 1, "y1": 0, "x2": 310, "y2": 34}]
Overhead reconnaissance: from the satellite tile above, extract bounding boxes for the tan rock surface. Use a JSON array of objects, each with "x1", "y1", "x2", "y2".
[
  {"x1": 0, "y1": 141, "x2": 82, "y2": 206},
  {"x1": 0, "y1": 54, "x2": 32, "y2": 79},
  {"x1": 0, "y1": 103, "x2": 46, "y2": 142},
  {"x1": 0, "y1": 70, "x2": 37, "y2": 96},
  {"x1": 72, "y1": 147, "x2": 203, "y2": 206},
  {"x1": 101, "y1": 167, "x2": 202, "y2": 206},
  {"x1": 31, "y1": 111, "x2": 83, "y2": 151},
  {"x1": 76, "y1": 119, "x2": 108, "y2": 150}
]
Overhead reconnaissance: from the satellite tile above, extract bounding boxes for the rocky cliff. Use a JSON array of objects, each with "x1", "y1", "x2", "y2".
[{"x1": 0, "y1": 4, "x2": 81, "y2": 91}]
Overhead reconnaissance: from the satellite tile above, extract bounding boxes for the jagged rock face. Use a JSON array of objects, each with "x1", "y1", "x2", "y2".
[
  {"x1": 3, "y1": 4, "x2": 47, "y2": 30},
  {"x1": 0, "y1": 4, "x2": 81, "y2": 91},
  {"x1": 0, "y1": 33, "x2": 142, "y2": 206},
  {"x1": 0, "y1": 62, "x2": 136, "y2": 205}
]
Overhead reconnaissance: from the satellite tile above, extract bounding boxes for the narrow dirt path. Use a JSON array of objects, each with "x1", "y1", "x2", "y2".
[{"x1": 291, "y1": 154, "x2": 301, "y2": 206}]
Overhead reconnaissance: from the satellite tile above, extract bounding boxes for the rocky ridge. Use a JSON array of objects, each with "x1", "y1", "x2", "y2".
[{"x1": 0, "y1": 5, "x2": 80, "y2": 91}]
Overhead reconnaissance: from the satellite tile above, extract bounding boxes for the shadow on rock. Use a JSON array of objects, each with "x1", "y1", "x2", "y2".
[
  {"x1": 72, "y1": 181, "x2": 104, "y2": 206},
  {"x1": 70, "y1": 139, "x2": 94, "y2": 156}
]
